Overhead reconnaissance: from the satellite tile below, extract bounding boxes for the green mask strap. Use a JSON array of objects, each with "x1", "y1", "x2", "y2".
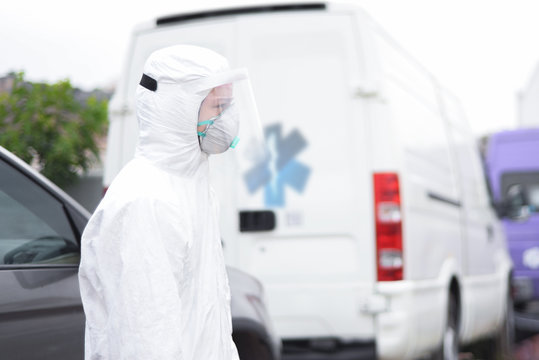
[
  {"x1": 230, "y1": 136, "x2": 240, "y2": 149},
  {"x1": 197, "y1": 119, "x2": 215, "y2": 126},
  {"x1": 197, "y1": 119, "x2": 215, "y2": 138}
]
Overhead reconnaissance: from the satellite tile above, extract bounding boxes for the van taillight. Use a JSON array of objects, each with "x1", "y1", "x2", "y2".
[
  {"x1": 374, "y1": 173, "x2": 403, "y2": 281},
  {"x1": 102, "y1": 187, "x2": 108, "y2": 197}
]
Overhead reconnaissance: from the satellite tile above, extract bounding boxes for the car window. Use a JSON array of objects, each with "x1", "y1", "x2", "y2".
[
  {"x1": 501, "y1": 171, "x2": 539, "y2": 213},
  {"x1": 0, "y1": 160, "x2": 79, "y2": 266}
]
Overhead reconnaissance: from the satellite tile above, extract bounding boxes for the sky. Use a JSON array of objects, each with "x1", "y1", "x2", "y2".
[{"x1": 2, "y1": 0, "x2": 539, "y2": 136}]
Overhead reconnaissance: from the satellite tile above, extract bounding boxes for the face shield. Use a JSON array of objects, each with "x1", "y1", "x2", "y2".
[{"x1": 189, "y1": 69, "x2": 267, "y2": 161}]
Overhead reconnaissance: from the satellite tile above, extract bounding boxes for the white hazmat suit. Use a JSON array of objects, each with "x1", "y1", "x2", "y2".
[{"x1": 78, "y1": 45, "x2": 243, "y2": 360}]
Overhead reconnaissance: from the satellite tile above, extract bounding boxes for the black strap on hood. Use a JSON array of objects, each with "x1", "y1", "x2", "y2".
[{"x1": 140, "y1": 74, "x2": 157, "y2": 91}]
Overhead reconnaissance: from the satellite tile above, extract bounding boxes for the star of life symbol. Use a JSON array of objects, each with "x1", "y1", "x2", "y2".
[{"x1": 244, "y1": 124, "x2": 311, "y2": 207}]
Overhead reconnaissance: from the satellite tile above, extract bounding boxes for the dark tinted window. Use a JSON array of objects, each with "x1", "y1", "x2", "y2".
[
  {"x1": 501, "y1": 171, "x2": 539, "y2": 212},
  {"x1": 0, "y1": 160, "x2": 79, "y2": 265}
]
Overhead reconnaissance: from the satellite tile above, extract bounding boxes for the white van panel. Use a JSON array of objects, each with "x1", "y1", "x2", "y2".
[
  {"x1": 250, "y1": 236, "x2": 362, "y2": 281},
  {"x1": 225, "y1": 12, "x2": 376, "y2": 339},
  {"x1": 269, "y1": 282, "x2": 376, "y2": 338},
  {"x1": 104, "y1": 96, "x2": 127, "y2": 187},
  {"x1": 460, "y1": 274, "x2": 504, "y2": 341},
  {"x1": 373, "y1": 32, "x2": 461, "y2": 281},
  {"x1": 440, "y1": 89, "x2": 508, "y2": 342},
  {"x1": 442, "y1": 91, "x2": 497, "y2": 276}
]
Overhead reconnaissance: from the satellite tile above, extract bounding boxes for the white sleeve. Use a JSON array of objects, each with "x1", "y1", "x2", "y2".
[{"x1": 81, "y1": 197, "x2": 190, "y2": 359}]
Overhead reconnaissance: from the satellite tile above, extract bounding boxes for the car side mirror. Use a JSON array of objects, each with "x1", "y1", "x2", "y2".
[{"x1": 502, "y1": 184, "x2": 530, "y2": 221}]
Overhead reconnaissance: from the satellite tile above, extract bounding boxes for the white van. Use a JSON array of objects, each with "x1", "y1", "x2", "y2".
[{"x1": 105, "y1": 3, "x2": 514, "y2": 359}]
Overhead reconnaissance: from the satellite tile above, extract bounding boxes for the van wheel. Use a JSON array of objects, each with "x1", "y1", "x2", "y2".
[{"x1": 431, "y1": 293, "x2": 459, "y2": 360}]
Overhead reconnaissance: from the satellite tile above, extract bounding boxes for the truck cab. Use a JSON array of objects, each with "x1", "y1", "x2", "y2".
[{"x1": 485, "y1": 128, "x2": 539, "y2": 306}]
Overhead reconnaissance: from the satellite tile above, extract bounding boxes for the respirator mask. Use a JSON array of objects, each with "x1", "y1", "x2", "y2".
[
  {"x1": 197, "y1": 84, "x2": 240, "y2": 154},
  {"x1": 192, "y1": 69, "x2": 265, "y2": 158}
]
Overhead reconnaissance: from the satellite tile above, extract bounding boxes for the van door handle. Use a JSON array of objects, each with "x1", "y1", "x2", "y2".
[{"x1": 239, "y1": 211, "x2": 276, "y2": 232}]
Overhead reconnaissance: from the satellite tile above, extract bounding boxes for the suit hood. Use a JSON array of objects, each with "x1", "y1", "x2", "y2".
[{"x1": 134, "y1": 45, "x2": 230, "y2": 176}]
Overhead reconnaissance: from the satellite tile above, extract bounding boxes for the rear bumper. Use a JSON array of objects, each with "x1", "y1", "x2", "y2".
[{"x1": 282, "y1": 339, "x2": 376, "y2": 360}]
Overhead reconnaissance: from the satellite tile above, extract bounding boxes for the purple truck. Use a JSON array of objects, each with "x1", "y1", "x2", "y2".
[{"x1": 485, "y1": 128, "x2": 539, "y2": 307}]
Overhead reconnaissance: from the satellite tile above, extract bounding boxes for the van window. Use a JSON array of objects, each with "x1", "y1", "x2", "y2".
[
  {"x1": 0, "y1": 160, "x2": 79, "y2": 265},
  {"x1": 501, "y1": 171, "x2": 539, "y2": 212}
]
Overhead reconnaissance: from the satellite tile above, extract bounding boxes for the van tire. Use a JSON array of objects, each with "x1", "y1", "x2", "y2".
[{"x1": 431, "y1": 292, "x2": 459, "y2": 360}]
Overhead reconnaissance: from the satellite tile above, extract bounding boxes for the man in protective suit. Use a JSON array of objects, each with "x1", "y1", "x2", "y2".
[{"x1": 79, "y1": 45, "x2": 262, "y2": 359}]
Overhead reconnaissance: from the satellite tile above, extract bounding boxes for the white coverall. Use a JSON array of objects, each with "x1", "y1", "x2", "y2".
[{"x1": 78, "y1": 45, "x2": 240, "y2": 360}]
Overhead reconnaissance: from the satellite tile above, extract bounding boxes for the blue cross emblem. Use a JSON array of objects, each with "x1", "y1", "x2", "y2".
[{"x1": 244, "y1": 124, "x2": 311, "y2": 207}]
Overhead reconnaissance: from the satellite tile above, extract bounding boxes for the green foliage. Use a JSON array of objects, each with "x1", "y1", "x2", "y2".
[{"x1": 0, "y1": 72, "x2": 108, "y2": 187}]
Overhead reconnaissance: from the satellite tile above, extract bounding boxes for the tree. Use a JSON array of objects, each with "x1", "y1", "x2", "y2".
[{"x1": 0, "y1": 72, "x2": 108, "y2": 188}]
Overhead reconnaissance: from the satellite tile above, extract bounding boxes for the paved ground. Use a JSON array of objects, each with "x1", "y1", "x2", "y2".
[
  {"x1": 457, "y1": 335, "x2": 539, "y2": 359},
  {"x1": 457, "y1": 306, "x2": 539, "y2": 359},
  {"x1": 515, "y1": 334, "x2": 539, "y2": 360},
  {"x1": 515, "y1": 304, "x2": 539, "y2": 360}
]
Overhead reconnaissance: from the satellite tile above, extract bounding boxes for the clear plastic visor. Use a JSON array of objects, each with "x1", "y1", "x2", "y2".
[{"x1": 190, "y1": 69, "x2": 267, "y2": 162}]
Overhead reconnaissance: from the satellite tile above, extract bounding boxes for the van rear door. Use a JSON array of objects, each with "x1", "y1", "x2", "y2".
[{"x1": 219, "y1": 9, "x2": 376, "y2": 341}]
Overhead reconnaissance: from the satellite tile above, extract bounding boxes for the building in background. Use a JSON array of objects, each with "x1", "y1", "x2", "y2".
[
  {"x1": 519, "y1": 63, "x2": 539, "y2": 128},
  {"x1": 0, "y1": 75, "x2": 15, "y2": 92}
]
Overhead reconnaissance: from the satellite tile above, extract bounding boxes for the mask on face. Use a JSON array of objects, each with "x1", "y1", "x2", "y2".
[{"x1": 197, "y1": 102, "x2": 240, "y2": 154}]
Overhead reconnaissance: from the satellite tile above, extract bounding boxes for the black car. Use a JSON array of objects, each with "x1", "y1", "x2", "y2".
[{"x1": 0, "y1": 145, "x2": 281, "y2": 360}]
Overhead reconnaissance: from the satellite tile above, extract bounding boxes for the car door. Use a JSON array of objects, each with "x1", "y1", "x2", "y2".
[{"x1": 0, "y1": 155, "x2": 85, "y2": 360}]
